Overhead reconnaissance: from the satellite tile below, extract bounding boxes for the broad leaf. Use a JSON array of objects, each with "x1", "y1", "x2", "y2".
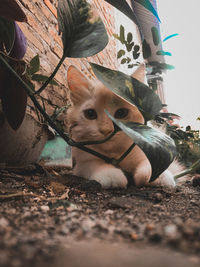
[
  {"x1": 105, "y1": 111, "x2": 177, "y2": 181},
  {"x1": 134, "y1": 0, "x2": 161, "y2": 22},
  {"x1": 0, "y1": 18, "x2": 15, "y2": 54},
  {"x1": 104, "y1": 0, "x2": 144, "y2": 39},
  {"x1": 29, "y1": 55, "x2": 40, "y2": 75},
  {"x1": 90, "y1": 63, "x2": 162, "y2": 121},
  {"x1": 57, "y1": 0, "x2": 108, "y2": 58},
  {"x1": 31, "y1": 74, "x2": 59, "y2": 86}
]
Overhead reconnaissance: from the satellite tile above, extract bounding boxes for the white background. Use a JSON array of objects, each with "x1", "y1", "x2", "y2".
[{"x1": 157, "y1": 0, "x2": 200, "y2": 129}]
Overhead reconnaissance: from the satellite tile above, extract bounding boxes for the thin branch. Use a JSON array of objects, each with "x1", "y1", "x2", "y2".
[
  {"x1": 174, "y1": 159, "x2": 200, "y2": 179},
  {"x1": 34, "y1": 54, "x2": 65, "y2": 95}
]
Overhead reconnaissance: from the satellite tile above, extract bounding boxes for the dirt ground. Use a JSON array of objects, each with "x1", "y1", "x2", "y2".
[{"x1": 0, "y1": 164, "x2": 200, "y2": 267}]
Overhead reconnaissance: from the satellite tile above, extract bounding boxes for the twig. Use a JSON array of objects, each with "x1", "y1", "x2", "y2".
[{"x1": 174, "y1": 159, "x2": 200, "y2": 179}]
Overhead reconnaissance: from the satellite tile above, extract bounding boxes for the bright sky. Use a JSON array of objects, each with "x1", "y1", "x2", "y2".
[{"x1": 157, "y1": 0, "x2": 200, "y2": 130}]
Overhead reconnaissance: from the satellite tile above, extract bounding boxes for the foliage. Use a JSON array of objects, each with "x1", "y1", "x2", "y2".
[
  {"x1": 106, "y1": 111, "x2": 176, "y2": 181},
  {"x1": 168, "y1": 126, "x2": 200, "y2": 173},
  {"x1": 91, "y1": 63, "x2": 162, "y2": 121},
  {"x1": 0, "y1": 0, "x2": 181, "y2": 178},
  {"x1": 26, "y1": 55, "x2": 59, "y2": 91},
  {"x1": 57, "y1": 0, "x2": 108, "y2": 58}
]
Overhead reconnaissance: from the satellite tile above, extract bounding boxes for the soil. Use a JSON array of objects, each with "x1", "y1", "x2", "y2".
[{"x1": 0, "y1": 164, "x2": 200, "y2": 267}]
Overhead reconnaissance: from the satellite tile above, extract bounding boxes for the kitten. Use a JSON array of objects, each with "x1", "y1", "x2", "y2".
[{"x1": 67, "y1": 65, "x2": 184, "y2": 189}]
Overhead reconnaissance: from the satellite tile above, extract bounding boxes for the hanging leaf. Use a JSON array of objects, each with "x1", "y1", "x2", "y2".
[
  {"x1": 135, "y1": 0, "x2": 161, "y2": 22},
  {"x1": 29, "y1": 55, "x2": 40, "y2": 75},
  {"x1": 0, "y1": 18, "x2": 15, "y2": 54},
  {"x1": 117, "y1": 49, "x2": 126, "y2": 59},
  {"x1": 104, "y1": 0, "x2": 143, "y2": 39},
  {"x1": 90, "y1": 63, "x2": 162, "y2": 121},
  {"x1": 105, "y1": 111, "x2": 177, "y2": 181},
  {"x1": 0, "y1": 0, "x2": 27, "y2": 22},
  {"x1": 142, "y1": 39, "x2": 151, "y2": 59},
  {"x1": 163, "y1": 33, "x2": 179, "y2": 42},
  {"x1": 128, "y1": 64, "x2": 134, "y2": 68},
  {"x1": 1, "y1": 59, "x2": 27, "y2": 130},
  {"x1": 9, "y1": 23, "x2": 27, "y2": 60},
  {"x1": 119, "y1": 25, "x2": 126, "y2": 44},
  {"x1": 156, "y1": 50, "x2": 172, "y2": 56},
  {"x1": 57, "y1": 0, "x2": 108, "y2": 58},
  {"x1": 31, "y1": 74, "x2": 59, "y2": 86},
  {"x1": 151, "y1": 27, "x2": 161, "y2": 46}
]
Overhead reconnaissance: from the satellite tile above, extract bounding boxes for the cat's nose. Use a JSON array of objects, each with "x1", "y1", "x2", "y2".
[{"x1": 99, "y1": 126, "x2": 113, "y2": 136}]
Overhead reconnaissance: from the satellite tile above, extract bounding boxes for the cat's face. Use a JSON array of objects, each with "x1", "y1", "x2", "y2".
[{"x1": 67, "y1": 66, "x2": 144, "y2": 144}]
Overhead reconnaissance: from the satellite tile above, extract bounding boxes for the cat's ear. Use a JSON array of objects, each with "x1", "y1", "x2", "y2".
[
  {"x1": 67, "y1": 65, "x2": 92, "y2": 104},
  {"x1": 131, "y1": 63, "x2": 147, "y2": 84}
]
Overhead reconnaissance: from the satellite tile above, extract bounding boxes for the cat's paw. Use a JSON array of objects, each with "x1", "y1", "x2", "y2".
[
  {"x1": 133, "y1": 165, "x2": 152, "y2": 186},
  {"x1": 151, "y1": 170, "x2": 176, "y2": 188},
  {"x1": 90, "y1": 167, "x2": 127, "y2": 189}
]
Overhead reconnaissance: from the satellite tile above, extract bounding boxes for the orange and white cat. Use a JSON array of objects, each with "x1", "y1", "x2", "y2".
[{"x1": 67, "y1": 65, "x2": 184, "y2": 189}]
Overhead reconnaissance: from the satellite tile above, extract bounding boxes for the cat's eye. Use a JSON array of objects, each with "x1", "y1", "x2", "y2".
[
  {"x1": 114, "y1": 108, "x2": 129, "y2": 119},
  {"x1": 84, "y1": 109, "x2": 97, "y2": 120}
]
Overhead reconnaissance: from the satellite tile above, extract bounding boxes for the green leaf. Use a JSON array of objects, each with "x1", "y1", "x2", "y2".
[
  {"x1": 57, "y1": 0, "x2": 108, "y2": 58},
  {"x1": 90, "y1": 63, "x2": 162, "y2": 121},
  {"x1": 119, "y1": 25, "x2": 126, "y2": 44},
  {"x1": 113, "y1": 33, "x2": 120, "y2": 41},
  {"x1": 117, "y1": 49, "x2": 126, "y2": 59},
  {"x1": 0, "y1": 18, "x2": 15, "y2": 54},
  {"x1": 125, "y1": 42, "x2": 134, "y2": 52},
  {"x1": 32, "y1": 74, "x2": 59, "y2": 86},
  {"x1": 151, "y1": 27, "x2": 161, "y2": 46},
  {"x1": 29, "y1": 55, "x2": 40, "y2": 75},
  {"x1": 105, "y1": 111, "x2": 177, "y2": 181},
  {"x1": 127, "y1": 32, "x2": 133, "y2": 43},
  {"x1": 142, "y1": 39, "x2": 151, "y2": 59},
  {"x1": 104, "y1": 0, "x2": 143, "y2": 39},
  {"x1": 156, "y1": 50, "x2": 172, "y2": 56},
  {"x1": 163, "y1": 33, "x2": 179, "y2": 42},
  {"x1": 134, "y1": 45, "x2": 140, "y2": 52},
  {"x1": 133, "y1": 51, "x2": 140, "y2": 60},
  {"x1": 121, "y1": 58, "x2": 127, "y2": 64},
  {"x1": 135, "y1": 0, "x2": 161, "y2": 22},
  {"x1": 128, "y1": 64, "x2": 134, "y2": 68},
  {"x1": 126, "y1": 57, "x2": 131, "y2": 64}
]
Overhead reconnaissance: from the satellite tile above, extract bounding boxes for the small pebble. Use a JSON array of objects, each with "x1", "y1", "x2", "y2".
[{"x1": 40, "y1": 205, "x2": 50, "y2": 212}]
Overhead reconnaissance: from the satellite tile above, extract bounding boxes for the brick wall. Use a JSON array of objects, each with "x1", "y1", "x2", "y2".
[{"x1": 16, "y1": 0, "x2": 121, "y2": 123}]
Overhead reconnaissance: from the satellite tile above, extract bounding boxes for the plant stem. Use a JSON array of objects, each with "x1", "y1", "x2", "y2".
[
  {"x1": 0, "y1": 54, "x2": 114, "y2": 163},
  {"x1": 174, "y1": 159, "x2": 200, "y2": 179},
  {"x1": 34, "y1": 54, "x2": 65, "y2": 95}
]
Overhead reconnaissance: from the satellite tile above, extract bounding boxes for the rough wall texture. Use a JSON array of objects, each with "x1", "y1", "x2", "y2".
[{"x1": 16, "y1": 0, "x2": 120, "y2": 124}]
